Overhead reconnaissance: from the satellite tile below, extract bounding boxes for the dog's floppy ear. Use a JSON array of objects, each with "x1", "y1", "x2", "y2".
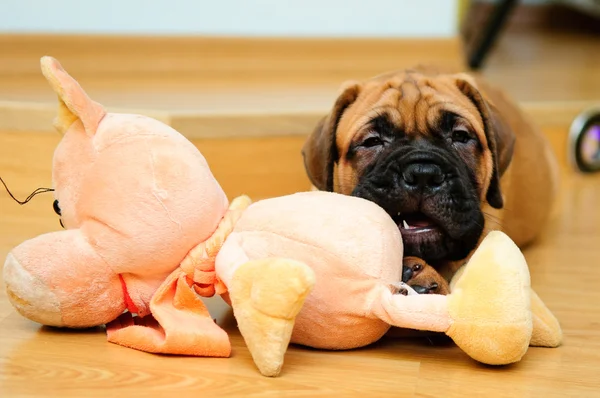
[
  {"x1": 455, "y1": 76, "x2": 515, "y2": 209},
  {"x1": 302, "y1": 82, "x2": 361, "y2": 191}
]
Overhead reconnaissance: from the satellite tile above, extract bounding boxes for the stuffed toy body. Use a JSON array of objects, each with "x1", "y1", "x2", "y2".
[{"x1": 3, "y1": 57, "x2": 562, "y2": 377}]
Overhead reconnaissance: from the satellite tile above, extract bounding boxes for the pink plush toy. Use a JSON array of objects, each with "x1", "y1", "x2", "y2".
[{"x1": 3, "y1": 57, "x2": 563, "y2": 378}]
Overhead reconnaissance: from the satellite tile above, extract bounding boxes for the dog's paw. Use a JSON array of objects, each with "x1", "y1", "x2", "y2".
[{"x1": 402, "y1": 256, "x2": 450, "y2": 295}]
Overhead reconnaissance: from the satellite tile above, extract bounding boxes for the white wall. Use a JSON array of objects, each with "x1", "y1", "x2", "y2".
[{"x1": 1, "y1": 0, "x2": 459, "y2": 38}]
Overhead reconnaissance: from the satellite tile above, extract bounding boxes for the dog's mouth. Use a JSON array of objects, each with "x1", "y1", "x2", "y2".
[
  {"x1": 391, "y1": 211, "x2": 448, "y2": 260},
  {"x1": 393, "y1": 212, "x2": 441, "y2": 234}
]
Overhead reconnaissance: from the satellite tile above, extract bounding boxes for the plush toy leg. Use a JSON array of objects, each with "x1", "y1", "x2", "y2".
[
  {"x1": 106, "y1": 268, "x2": 231, "y2": 357},
  {"x1": 446, "y1": 231, "x2": 532, "y2": 365},
  {"x1": 371, "y1": 289, "x2": 453, "y2": 333},
  {"x1": 3, "y1": 229, "x2": 124, "y2": 328},
  {"x1": 228, "y1": 258, "x2": 316, "y2": 377},
  {"x1": 529, "y1": 289, "x2": 562, "y2": 347}
]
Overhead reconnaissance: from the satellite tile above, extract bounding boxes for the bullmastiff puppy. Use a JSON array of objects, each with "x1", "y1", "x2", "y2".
[{"x1": 302, "y1": 67, "x2": 559, "y2": 289}]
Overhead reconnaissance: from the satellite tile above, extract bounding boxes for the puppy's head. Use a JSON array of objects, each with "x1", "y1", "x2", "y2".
[{"x1": 302, "y1": 69, "x2": 515, "y2": 263}]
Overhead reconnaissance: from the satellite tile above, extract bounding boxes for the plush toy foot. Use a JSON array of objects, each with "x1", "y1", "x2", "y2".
[
  {"x1": 448, "y1": 241, "x2": 563, "y2": 349},
  {"x1": 446, "y1": 231, "x2": 533, "y2": 365},
  {"x1": 228, "y1": 258, "x2": 315, "y2": 377},
  {"x1": 530, "y1": 289, "x2": 562, "y2": 347},
  {"x1": 3, "y1": 229, "x2": 124, "y2": 328}
]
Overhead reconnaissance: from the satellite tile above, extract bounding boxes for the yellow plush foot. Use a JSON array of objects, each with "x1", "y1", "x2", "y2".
[
  {"x1": 530, "y1": 289, "x2": 562, "y2": 347},
  {"x1": 228, "y1": 258, "x2": 316, "y2": 377},
  {"x1": 449, "y1": 245, "x2": 563, "y2": 349},
  {"x1": 447, "y1": 231, "x2": 533, "y2": 365}
]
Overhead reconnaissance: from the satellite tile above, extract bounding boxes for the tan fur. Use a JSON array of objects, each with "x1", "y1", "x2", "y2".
[{"x1": 303, "y1": 67, "x2": 559, "y2": 277}]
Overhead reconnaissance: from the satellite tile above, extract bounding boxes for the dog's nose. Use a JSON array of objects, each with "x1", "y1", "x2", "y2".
[{"x1": 401, "y1": 163, "x2": 445, "y2": 190}]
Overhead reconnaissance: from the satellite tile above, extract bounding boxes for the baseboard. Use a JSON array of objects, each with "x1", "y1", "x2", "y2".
[
  {"x1": 0, "y1": 34, "x2": 465, "y2": 80},
  {"x1": 1, "y1": 98, "x2": 592, "y2": 139}
]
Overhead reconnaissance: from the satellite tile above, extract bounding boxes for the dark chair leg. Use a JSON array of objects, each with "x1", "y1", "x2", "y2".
[{"x1": 467, "y1": 0, "x2": 520, "y2": 70}]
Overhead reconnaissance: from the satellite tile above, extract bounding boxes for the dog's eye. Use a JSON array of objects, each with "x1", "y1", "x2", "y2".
[
  {"x1": 413, "y1": 263, "x2": 422, "y2": 271},
  {"x1": 451, "y1": 129, "x2": 471, "y2": 144},
  {"x1": 361, "y1": 136, "x2": 384, "y2": 148},
  {"x1": 53, "y1": 199, "x2": 61, "y2": 216}
]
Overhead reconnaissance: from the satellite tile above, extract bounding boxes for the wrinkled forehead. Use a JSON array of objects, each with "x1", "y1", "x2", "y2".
[{"x1": 337, "y1": 72, "x2": 486, "y2": 145}]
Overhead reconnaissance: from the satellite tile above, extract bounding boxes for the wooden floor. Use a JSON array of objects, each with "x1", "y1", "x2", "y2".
[
  {"x1": 1, "y1": 124, "x2": 600, "y2": 397},
  {"x1": 1, "y1": 26, "x2": 600, "y2": 397}
]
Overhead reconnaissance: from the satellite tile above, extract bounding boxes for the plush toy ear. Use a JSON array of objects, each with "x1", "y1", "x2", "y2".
[
  {"x1": 40, "y1": 56, "x2": 105, "y2": 135},
  {"x1": 301, "y1": 82, "x2": 361, "y2": 191},
  {"x1": 454, "y1": 75, "x2": 515, "y2": 209}
]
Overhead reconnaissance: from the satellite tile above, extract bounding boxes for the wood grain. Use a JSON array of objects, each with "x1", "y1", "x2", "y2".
[
  {"x1": 1, "y1": 31, "x2": 597, "y2": 138},
  {"x1": 0, "y1": 35, "x2": 465, "y2": 80},
  {"x1": 1, "y1": 124, "x2": 600, "y2": 397},
  {"x1": 0, "y1": 34, "x2": 466, "y2": 138}
]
